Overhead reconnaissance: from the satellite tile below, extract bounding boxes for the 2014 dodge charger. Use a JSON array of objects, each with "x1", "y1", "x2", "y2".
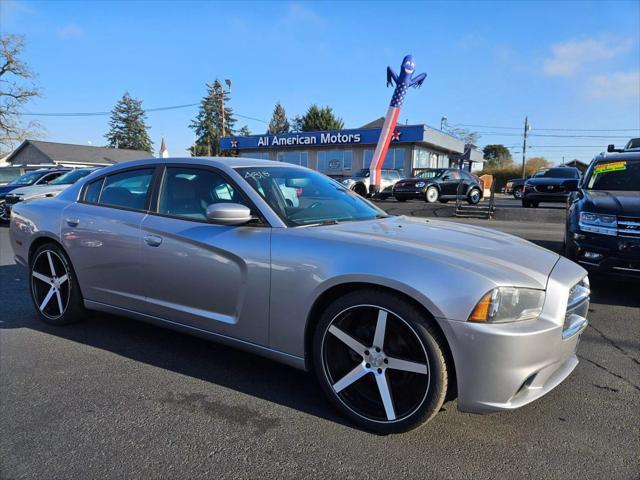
[{"x1": 9, "y1": 157, "x2": 590, "y2": 433}]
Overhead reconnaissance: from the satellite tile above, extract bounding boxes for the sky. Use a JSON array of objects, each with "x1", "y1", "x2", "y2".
[{"x1": 2, "y1": 0, "x2": 639, "y2": 164}]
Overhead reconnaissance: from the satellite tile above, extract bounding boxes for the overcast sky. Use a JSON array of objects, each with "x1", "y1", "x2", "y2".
[{"x1": 3, "y1": 0, "x2": 639, "y2": 163}]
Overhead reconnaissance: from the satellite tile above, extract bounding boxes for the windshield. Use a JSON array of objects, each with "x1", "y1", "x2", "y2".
[
  {"x1": 49, "y1": 169, "x2": 95, "y2": 185},
  {"x1": 532, "y1": 168, "x2": 578, "y2": 179},
  {"x1": 354, "y1": 168, "x2": 370, "y2": 178},
  {"x1": 236, "y1": 166, "x2": 387, "y2": 226},
  {"x1": 625, "y1": 138, "x2": 640, "y2": 150},
  {"x1": 9, "y1": 171, "x2": 43, "y2": 186},
  {"x1": 416, "y1": 169, "x2": 445, "y2": 179},
  {"x1": 584, "y1": 160, "x2": 640, "y2": 191}
]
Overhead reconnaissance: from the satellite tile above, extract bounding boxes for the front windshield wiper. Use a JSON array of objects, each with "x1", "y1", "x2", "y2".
[{"x1": 303, "y1": 219, "x2": 340, "y2": 227}]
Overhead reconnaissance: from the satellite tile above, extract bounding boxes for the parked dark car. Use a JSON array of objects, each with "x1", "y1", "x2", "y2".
[
  {"x1": 505, "y1": 177, "x2": 527, "y2": 199},
  {"x1": 393, "y1": 168, "x2": 483, "y2": 204},
  {"x1": 522, "y1": 167, "x2": 580, "y2": 207},
  {"x1": 564, "y1": 153, "x2": 640, "y2": 278},
  {"x1": 0, "y1": 167, "x2": 70, "y2": 221}
]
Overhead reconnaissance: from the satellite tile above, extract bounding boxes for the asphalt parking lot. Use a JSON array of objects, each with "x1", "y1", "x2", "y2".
[{"x1": 1, "y1": 203, "x2": 639, "y2": 479}]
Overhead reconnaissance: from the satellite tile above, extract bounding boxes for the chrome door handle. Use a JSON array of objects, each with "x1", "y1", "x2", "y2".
[
  {"x1": 66, "y1": 218, "x2": 80, "y2": 227},
  {"x1": 144, "y1": 234, "x2": 162, "y2": 247}
]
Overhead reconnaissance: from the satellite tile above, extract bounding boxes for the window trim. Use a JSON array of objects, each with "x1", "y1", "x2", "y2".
[
  {"x1": 147, "y1": 163, "x2": 270, "y2": 227},
  {"x1": 78, "y1": 165, "x2": 160, "y2": 214}
]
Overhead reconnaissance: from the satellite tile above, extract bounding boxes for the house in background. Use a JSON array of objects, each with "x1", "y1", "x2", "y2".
[
  {"x1": 563, "y1": 159, "x2": 590, "y2": 174},
  {"x1": 4, "y1": 140, "x2": 152, "y2": 168}
]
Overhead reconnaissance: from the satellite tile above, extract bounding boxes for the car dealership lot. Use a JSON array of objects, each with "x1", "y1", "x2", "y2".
[{"x1": 1, "y1": 216, "x2": 638, "y2": 479}]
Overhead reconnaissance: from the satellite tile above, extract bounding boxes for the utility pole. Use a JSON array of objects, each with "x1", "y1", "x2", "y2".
[
  {"x1": 521, "y1": 116, "x2": 530, "y2": 178},
  {"x1": 440, "y1": 116, "x2": 447, "y2": 130},
  {"x1": 221, "y1": 79, "x2": 232, "y2": 139}
]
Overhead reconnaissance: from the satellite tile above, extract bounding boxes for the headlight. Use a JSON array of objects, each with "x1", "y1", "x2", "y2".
[
  {"x1": 469, "y1": 287, "x2": 545, "y2": 323},
  {"x1": 579, "y1": 212, "x2": 617, "y2": 236},
  {"x1": 415, "y1": 181, "x2": 426, "y2": 188},
  {"x1": 567, "y1": 276, "x2": 590, "y2": 308}
]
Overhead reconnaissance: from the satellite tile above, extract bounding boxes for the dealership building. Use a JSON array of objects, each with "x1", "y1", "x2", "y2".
[{"x1": 220, "y1": 118, "x2": 484, "y2": 177}]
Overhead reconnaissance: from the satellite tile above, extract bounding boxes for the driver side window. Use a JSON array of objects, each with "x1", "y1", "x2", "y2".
[{"x1": 158, "y1": 167, "x2": 249, "y2": 221}]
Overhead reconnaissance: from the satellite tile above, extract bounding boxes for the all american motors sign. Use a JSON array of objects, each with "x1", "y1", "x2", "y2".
[{"x1": 220, "y1": 125, "x2": 425, "y2": 150}]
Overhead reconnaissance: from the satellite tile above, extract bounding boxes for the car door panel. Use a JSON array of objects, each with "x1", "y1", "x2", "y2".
[
  {"x1": 140, "y1": 215, "x2": 271, "y2": 346},
  {"x1": 61, "y1": 202, "x2": 148, "y2": 311}
]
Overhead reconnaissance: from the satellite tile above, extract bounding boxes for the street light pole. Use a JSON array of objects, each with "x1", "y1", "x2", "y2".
[{"x1": 440, "y1": 116, "x2": 447, "y2": 130}]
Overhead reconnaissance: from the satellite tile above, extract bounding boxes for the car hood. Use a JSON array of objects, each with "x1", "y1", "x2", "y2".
[
  {"x1": 526, "y1": 177, "x2": 575, "y2": 186},
  {"x1": 580, "y1": 190, "x2": 640, "y2": 216},
  {"x1": 0, "y1": 184, "x2": 20, "y2": 197},
  {"x1": 8, "y1": 184, "x2": 69, "y2": 198},
  {"x1": 313, "y1": 216, "x2": 560, "y2": 289}
]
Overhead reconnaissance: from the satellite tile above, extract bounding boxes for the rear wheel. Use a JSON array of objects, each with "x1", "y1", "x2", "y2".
[
  {"x1": 424, "y1": 186, "x2": 439, "y2": 203},
  {"x1": 29, "y1": 243, "x2": 86, "y2": 325},
  {"x1": 467, "y1": 188, "x2": 482, "y2": 205},
  {"x1": 353, "y1": 184, "x2": 367, "y2": 197},
  {"x1": 513, "y1": 187, "x2": 523, "y2": 199},
  {"x1": 313, "y1": 289, "x2": 449, "y2": 434}
]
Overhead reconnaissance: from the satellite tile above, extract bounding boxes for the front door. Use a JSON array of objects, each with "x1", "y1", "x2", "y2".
[
  {"x1": 61, "y1": 167, "x2": 156, "y2": 312},
  {"x1": 440, "y1": 170, "x2": 462, "y2": 196},
  {"x1": 140, "y1": 165, "x2": 271, "y2": 346}
]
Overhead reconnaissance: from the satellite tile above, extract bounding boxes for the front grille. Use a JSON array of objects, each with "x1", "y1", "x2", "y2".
[
  {"x1": 535, "y1": 184, "x2": 564, "y2": 193},
  {"x1": 4, "y1": 195, "x2": 22, "y2": 205},
  {"x1": 617, "y1": 216, "x2": 640, "y2": 238}
]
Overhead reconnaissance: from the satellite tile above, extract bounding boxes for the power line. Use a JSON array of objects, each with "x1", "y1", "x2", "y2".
[
  {"x1": 453, "y1": 123, "x2": 639, "y2": 132},
  {"x1": 21, "y1": 103, "x2": 270, "y2": 124}
]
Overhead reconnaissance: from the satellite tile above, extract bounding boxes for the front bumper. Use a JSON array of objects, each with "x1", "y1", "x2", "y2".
[
  {"x1": 393, "y1": 187, "x2": 425, "y2": 199},
  {"x1": 523, "y1": 191, "x2": 569, "y2": 203},
  {"x1": 568, "y1": 230, "x2": 640, "y2": 278},
  {"x1": 440, "y1": 256, "x2": 588, "y2": 413}
]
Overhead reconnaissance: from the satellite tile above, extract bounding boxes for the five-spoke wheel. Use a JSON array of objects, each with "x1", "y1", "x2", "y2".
[
  {"x1": 29, "y1": 243, "x2": 85, "y2": 325},
  {"x1": 314, "y1": 290, "x2": 449, "y2": 433}
]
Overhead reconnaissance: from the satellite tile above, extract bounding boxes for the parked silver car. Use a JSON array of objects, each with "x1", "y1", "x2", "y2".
[
  {"x1": 9, "y1": 157, "x2": 590, "y2": 433},
  {"x1": 341, "y1": 168, "x2": 401, "y2": 198}
]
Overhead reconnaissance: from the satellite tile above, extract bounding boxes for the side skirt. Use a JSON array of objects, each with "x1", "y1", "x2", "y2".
[{"x1": 84, "y1": 300, "x2": 307, "y2": 371}]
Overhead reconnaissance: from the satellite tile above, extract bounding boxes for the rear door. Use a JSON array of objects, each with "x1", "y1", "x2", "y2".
[
  {"x1": 61, "y1": 167, "x2": 156, "y2": 312},
  {"x1": 139, "y1": 165, "x2": 271, "y2": 346}
]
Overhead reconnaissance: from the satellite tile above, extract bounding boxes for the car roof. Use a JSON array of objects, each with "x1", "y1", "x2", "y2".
[{"x1": 593, "y1": 151, "x2": 640, "y2": 162}]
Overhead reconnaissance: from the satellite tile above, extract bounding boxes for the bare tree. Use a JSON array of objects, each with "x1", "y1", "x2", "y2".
[{"x1": 0, "y1": 35, "x2": 42, "y2": 156}]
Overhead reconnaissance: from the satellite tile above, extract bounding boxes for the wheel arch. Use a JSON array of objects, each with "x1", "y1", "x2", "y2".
[
  {"x1": 28, "y1": 234, "x2": 65, "y2": 265},
  {"x1": 304, "y1": 282, "x2": 458, "y2": 400}
]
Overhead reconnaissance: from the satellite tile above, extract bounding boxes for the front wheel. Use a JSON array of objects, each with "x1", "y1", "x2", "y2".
[
  {"x1": 424, "y1": 186, "x2": 439, "y2": 203},
  {"x1": 513, "y1": 187, "x2": 523, "y2": 199},
  {"x1": 0, "y1": 201, "x2": 8, "y2": 223},
  {"x1": 313, "y1": 289, "x2": 449, "y2": 434},
  {"x1": 29, "y1": 243, "x2": 86, "y2": 325}
]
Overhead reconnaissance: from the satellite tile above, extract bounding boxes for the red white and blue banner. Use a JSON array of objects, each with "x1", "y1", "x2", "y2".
[{"x1": 369, "y1": 55, "x2": 426, "y2": 193}]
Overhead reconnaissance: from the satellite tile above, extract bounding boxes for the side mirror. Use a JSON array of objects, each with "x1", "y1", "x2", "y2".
[
  {"x1": 205, "y1": 203, "x2": 252, "y2": 225},
  {"x1": 607, "y1": 144, "x2": 615, "y2": 152},
  {"x1": 564, "y1": 179, "x2": 579, "y2": 192}
]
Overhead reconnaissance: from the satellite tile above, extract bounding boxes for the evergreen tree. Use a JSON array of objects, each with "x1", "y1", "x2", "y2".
[
  {"x1": 189, "y1": 79, "x2": 235, "y2": 156},
  {"x1": 105, "y1": 92, "x2": 153, "y2": 152},
  {"x1": 298, "y1": 104, "x2": 344, "y2": 131},
  {"x1": 239, "y1": 125, "x2": 251, "y2": 136},
  {"x1": 267, "y1": 101, "x2": 290, "y2": 134}
]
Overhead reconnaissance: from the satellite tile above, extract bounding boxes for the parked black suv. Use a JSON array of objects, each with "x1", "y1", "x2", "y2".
[
  {"x1": 564, "y1": 152, "x2": 640, "y2": 278},
  {"x1": 522, "y1": 167, "x2": 580, "y2": 207},
  {"x1": 393, "y1": 168, "x2": 483, "y2": 204}
]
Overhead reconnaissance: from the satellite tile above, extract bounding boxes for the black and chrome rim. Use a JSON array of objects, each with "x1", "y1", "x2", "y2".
[
  {"x1": 514, "y1": 188, "x2": 523, "y2": 199},
  {"x1": 321, "y1": 305, "x2": 430, "y2": 423},
  {"x1": 31, "y1": 250, "x2": 70, "y2": 320},
  {"x1": 0, "y1": 201, "x2": 7, "y2": 221},
  {"x1": 469, "y1": 190, "x2": 481, "y2": 203}
]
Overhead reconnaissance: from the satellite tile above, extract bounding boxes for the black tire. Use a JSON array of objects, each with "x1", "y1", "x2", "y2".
[
  {"x1": 29, "y1": 242, "x2": 86, "y2": 325},
  {"x1": 513, "y1": 188, "x2": 523, "y2": 199},
  {"x1": 424, "y1": 186, "x2": 439, "y2": 203},
  {"x1": 0, "y1": 200, "x2": 8, "y2": 223},
  {"x1": 313, "y1": 289, "x2": 449, "y2": 434},
  {"x1": 467, "y1": 188, "x2": 482, "y2": 205},
  {"x1": 439, "y1": 199, "x2": 449, "y2": 204},
  {"x1": 395, "y1": 197, "x2": 407, "y2": 202},
  {"x1": 353, "y1": 184, "x2": 367, "y2": 197}
]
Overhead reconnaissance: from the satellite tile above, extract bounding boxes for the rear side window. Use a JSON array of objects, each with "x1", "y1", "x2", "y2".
[
  {"x1": 97, "y1": 169, "x2": 154, "y2": 211},
  {"x1": 84, "y1": 178, "x2": 104, "y2": 203}
]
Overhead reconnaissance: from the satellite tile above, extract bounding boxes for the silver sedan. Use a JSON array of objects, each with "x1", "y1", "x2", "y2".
[{"x1": 9, "y1": 157, "x2": 590, "y2": 433}]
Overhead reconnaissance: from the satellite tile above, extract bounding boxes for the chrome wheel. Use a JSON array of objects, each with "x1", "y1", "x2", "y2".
[
  {"x1": 468, "y1": 189, "x2": 481, "y2": 204},
  {"x1": 425, "y1": 187, "x2": 439, "y2": 203},
  {"x1": 321, "y1": 305, "x2": 430, "y2": 423},
  {"x1": 0, "y1": 201, "x2": 8, "y2": 222},
  {"x1": 31, "y1": 249, "x2": 70, "y2": 320}
]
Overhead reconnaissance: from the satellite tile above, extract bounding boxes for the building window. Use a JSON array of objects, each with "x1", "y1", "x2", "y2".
[
  {"x1": 317, "y1": 150, "x2": 352, "y2": 172},
  {"x1": 364, "y1": 148, "x2": 405, "y2": 173},
  {"x1": 413, "y1": 147, "x2": 430, "y2": 168},
  {"x1": 240, "y1": 151, "x2": 270, "y2": 160},
  {"x1": 277, "y1": 151, "x2": 308, "y2": 167}
]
